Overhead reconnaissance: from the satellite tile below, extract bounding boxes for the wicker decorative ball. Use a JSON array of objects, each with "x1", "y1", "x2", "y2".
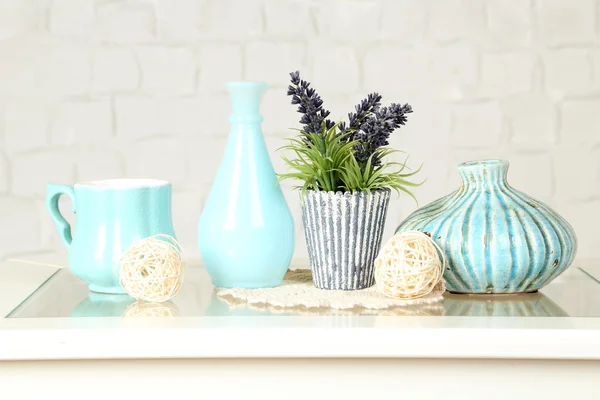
[
  {"x1": 374, "y1": 230, "x2": 446, "y2": 300},
  {"x1": 116, "y1": 234, "x2": 184, "y2": 303}
]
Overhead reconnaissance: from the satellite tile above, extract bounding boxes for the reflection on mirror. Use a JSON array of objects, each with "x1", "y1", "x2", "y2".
[
  {"x1": 442, "y1": 292, "x2": 569, "y2": 317},
  {"x1": 71, "y1": 292, "x2": 180, "y2": 318},
  {"x1": 123, "y1": 301, "x2": 180, "y2": 317},
  {"x1": 9, "y1": 264, "x2": 598, "y2": 319},
  {"x1": 206, "y1": 293, "x2": 277, "y2": 317},
  {"x1": 211, "y1": 292, "x2": 446, "y2": 317},
  {"x1": 71, "y1": 292, "x2": 136, "y2": 317}
]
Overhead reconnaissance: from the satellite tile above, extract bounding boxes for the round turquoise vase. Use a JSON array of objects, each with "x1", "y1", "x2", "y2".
[
  {"x1": 198, "y1": 81, "x2": 295, "y2": 288},
  {"x1": 396, "y1": 159, "x2": 577, "y2": 294}
]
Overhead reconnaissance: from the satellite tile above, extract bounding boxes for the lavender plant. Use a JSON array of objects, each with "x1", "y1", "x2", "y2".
[
  {"x1": 287, "y1": 71, "x2": 334, "y2": 135},
  {"x1": 345, "y1": 102, "x2": 413, "y2": 165},
  {"x1": 279, "y1": 71, "x2": 422, "y2": 199}
]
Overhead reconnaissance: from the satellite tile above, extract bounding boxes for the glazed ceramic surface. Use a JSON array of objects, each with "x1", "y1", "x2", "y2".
[
  {"x1": 302, "y1": 189, "x2": 391, "y2": 290},
  {"x1": 396, "y1": 160, "x2": 577, "y2": 294},
  {"x1": 46, "y1": 179, "x2": 176, "y2": 294},
  {"x1": 198, "y1": 81, "x2": 294, "y2": 288}
]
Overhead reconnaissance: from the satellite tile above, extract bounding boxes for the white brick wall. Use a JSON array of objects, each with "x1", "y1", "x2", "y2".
[{"x1": 0, "y1": 0, "x2": 598, "y2": 262}]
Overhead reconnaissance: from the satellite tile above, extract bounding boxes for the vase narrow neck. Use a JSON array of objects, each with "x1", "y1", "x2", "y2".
[
  {"x1": 458, "y1": 160, "x2": 509, "y2": 188},
  {"x1": 226, "y1": 81, "x2": 267, "y2": 125}
]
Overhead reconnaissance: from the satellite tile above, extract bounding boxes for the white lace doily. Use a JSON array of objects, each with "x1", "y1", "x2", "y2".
[{"x1": 215, "y1": 269, "x2": 445, "y2": 316}]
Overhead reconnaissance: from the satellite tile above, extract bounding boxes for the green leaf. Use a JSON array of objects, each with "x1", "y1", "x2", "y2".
[{"x1": 277, "y1": 122, "x2": 424, "y2": 200}]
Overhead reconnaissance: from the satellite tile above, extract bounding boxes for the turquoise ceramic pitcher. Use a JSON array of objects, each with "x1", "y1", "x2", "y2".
[
  {"x1": 198, "y1": 81, "x2": 295, "y2": 288},
  {"x1": 46, "y1": 179, "x2": 176, "y2": 294}
]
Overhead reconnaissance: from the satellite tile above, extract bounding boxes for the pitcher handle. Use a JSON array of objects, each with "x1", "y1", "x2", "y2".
[{"x1": 46, "y1": 183, "x2": 75, "y2": 249}]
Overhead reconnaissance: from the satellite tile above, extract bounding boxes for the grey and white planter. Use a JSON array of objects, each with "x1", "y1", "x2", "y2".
[{"x1": 301, "y1": 188, "x2": 391, "y2": 290}]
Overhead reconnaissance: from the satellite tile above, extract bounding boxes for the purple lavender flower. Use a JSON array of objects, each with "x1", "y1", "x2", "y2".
[
  {"x1": 287, "y1": 71, "x2": 334, "y2": 134},
  {"x1": 286, "y1": 71, "x2": 412, "y2": 164},
  {"x1": 350, "y1": 102, "x2": 413, "y2": 165},
  {"x1": 339, "y1": 92, "x2": 382, "y2": 132}
]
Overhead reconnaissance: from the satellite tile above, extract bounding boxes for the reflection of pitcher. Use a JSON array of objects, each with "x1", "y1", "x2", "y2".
[
  {"x1": 46, "y1": 179, "x2": 176, "y2": 294},
  {"x1": 71, "y1": 293, "x2": 180, "y2": 317},
  {"x1": 442, "y1": 292, "x2": 569, "y2": 317},
  {"x1": 70, "y1": 292, "x2": 136, "y2": 317}
]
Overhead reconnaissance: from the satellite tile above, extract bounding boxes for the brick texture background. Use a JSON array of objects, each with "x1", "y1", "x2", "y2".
[{"x1": 0, "y1": 0, "x2": 598, "y2": 262}]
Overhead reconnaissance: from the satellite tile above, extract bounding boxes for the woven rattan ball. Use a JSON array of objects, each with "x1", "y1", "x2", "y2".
[
  {"x1": 374, "y1": 230, "x2": 446, "y2": 300},
  {"x1": 117, "y1": 234, "x2": 184, "y2": 303}
]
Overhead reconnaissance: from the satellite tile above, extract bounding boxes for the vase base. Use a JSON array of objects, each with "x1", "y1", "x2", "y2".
[{"x1": 447, "y1": 289, "x2": 539, "y2": 295}]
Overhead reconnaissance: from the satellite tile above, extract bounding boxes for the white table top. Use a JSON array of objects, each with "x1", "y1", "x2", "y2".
[{"x1": 1, "y1": 258, "x2": 600, "y2": 361}]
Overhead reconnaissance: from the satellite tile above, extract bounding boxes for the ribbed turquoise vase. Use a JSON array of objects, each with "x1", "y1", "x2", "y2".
[
  {"x1": 198, "y1": 81, "x2": 295, "y2": 288},
  {"x1": 396, "y1": 159, "x2": 577, "y2": 294}
]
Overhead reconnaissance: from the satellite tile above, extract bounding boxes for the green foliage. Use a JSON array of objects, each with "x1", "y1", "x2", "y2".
[
  {"x1": 277, "y1": 124, "x2": 354, "y2": 196},
  {"x1": 339, "y1": 147, "x2": 422, "y2": 201},
  {"x1": 278, "y1": 123, "x2": 423, "y2": 200}
]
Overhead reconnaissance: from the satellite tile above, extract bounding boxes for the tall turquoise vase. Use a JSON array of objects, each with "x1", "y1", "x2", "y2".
[
  {"x1": 396, "y1": 159, "x2": 577, "y2": 294},
  {"x1": 198, "y1": 81, "x2": 295, "y2": 288}
]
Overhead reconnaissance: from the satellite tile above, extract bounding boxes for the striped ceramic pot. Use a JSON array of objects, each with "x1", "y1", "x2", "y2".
[
  {"x1": 301, "y1": 189, "x2": 391, "y2": 290},
  {"x1": 396, "y1": 159, "x2": 577, "y2": 294}
]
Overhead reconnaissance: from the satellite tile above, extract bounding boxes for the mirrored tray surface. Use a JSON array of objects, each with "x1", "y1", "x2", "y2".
[{"x1": 8, "y1": 265, "x2": 600, "y2": 318}]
